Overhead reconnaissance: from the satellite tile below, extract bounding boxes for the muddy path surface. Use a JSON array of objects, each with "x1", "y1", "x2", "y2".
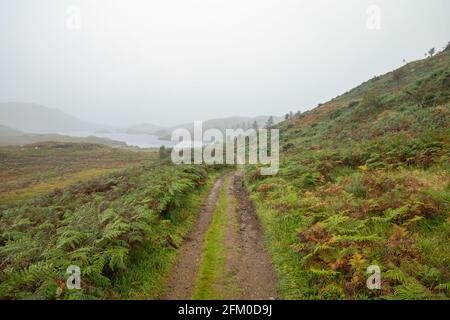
[
  {"x1": 164, "y1": 170, "x2": 278, "y2": 300},
  {"x1": 230, "y1": 170, "x2": 278, "y2": 300},
  {"x1": 164, "y1": 175, "x2": 225, "y2": 300}
]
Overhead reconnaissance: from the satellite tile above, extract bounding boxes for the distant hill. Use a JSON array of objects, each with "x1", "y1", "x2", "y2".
[
  {"x1": 154, "y1": 115, "x2": 283, "y2": 140},
  {"x1": 0, "y1": 134, "x2": 126, "y2": 148},
  {"x1": 0, "y1": 124, "x2": 126, "y2": 147},
  {"x1": 126, "y1": 123, "x2": 163, "y2": 134},
  {"x1": 0, "y1": 102, "x2": 98, "y2": 133},
  {"x1": 0, "y1": 125, "x2": 22, "y2": 136}
]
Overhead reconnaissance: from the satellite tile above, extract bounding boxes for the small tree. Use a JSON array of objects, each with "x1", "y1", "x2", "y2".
[
  {"x1": 265, "y1": 116, "x2": 274, "y2": 128},
  {"x1": 284, "y1": 113, "x2": 290, "y2": 120},
  {"x1": 444, "y1": 41, "x2": 450, "y2": 52},
  {"x1": 252, "y1": 121, "x2": 258, "y2": 130},
  {"x1": 159, "y1": 145, "x2": 167, "y2": 159},
  {"x1": 392, "y1": 68, "x2": 406, "y2": 88},
  {"x1": 427, "y1": 48, "x2": 435, "y2": 57}
]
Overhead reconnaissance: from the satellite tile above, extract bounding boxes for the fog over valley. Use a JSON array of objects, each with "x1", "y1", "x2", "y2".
[{"x1": 1, "y1": 0, "x2": 449, "y2": 127}]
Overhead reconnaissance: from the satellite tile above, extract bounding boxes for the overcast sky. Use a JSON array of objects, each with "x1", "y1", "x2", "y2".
[{"x1": 0, "y1": 0, "x2": 449, "y2": 126}]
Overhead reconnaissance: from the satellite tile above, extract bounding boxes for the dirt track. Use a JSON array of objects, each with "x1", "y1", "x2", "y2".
[
  {"x1": 164, "y1": 170, "x2": 277, "y2": 300},
  {"x1": 164, "y1": 176, "x2": 225, "y2": 300},
  {"x1": 230, "y1": 170, "x2": 277, "y2": 299}
]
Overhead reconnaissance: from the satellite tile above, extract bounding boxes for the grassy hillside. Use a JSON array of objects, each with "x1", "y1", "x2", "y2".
[{"x1": 246, "y1": 50, "x2": 450, "y2": 299}]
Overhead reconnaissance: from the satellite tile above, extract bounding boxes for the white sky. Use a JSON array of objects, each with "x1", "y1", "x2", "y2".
[{"x1": 0, "y1": 0, "x2": 449, "y2": 126}]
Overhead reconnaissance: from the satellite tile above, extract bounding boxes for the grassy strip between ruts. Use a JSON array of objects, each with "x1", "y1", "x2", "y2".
[
  {"x1": 114, "y1": 170, "x2": 225, "y2": 299},
  {"x1": 192, "y1": 176, "x2": 231, "y2": 300}
]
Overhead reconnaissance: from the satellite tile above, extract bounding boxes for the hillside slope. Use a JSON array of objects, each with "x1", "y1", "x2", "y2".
[{"x1": 246, "y1": 49, "x2": 450, "y2": 299}]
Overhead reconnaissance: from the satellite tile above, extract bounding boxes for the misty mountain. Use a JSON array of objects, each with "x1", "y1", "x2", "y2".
[
  {"x1": 0, "y1": 102, "x2": 100, "y2": 134},
  {"x1": 0, "y1": 125, "x2": 22, "y2": 136},
  {"x1": 126, "y1": 123, "x2": 164, "y2": 134},
  {"x1": 0, "y1": 123, "x2": 126, "y2": 148}
]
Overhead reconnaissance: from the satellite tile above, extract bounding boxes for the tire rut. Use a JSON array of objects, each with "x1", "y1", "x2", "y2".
[
  {"x1": 231, "y1": 170, "x2": 278, "y2": 300},
  {"x1": 163, "y1": 176, "x2": 225, "y2": 300}
]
